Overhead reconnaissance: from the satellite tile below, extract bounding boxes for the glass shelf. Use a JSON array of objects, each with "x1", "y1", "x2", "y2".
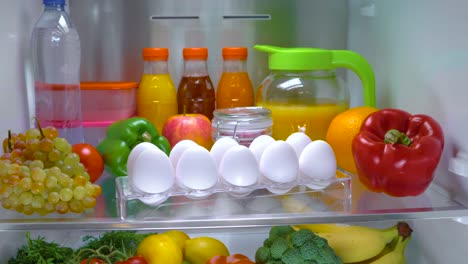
[{"x1": 0, "y1": 171, "x2": 467, "y2": 231}]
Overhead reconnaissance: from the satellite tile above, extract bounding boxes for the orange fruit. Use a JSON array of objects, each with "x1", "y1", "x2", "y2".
[{"x1": 325, "y1": 106, "x2": 378, "y2": 174}]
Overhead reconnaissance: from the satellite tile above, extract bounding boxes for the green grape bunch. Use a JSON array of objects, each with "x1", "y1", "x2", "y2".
[{"x1": 0, "y1": 124, "x2": 102, "y2": 216}]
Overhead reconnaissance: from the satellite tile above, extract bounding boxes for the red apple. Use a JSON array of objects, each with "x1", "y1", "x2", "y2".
[{"x1": 162, "y1": 114, "x2": 213, "y2": 149}]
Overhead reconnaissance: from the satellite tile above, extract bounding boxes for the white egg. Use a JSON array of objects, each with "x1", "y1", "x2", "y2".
[
  {"x1": 259, "y1": 140, "x2": 299, "y2": 184},
  {"x1": 219, "y1": 145, "x2": 259, "y2": 187},
  {"x1": 210, "y1": 137, "x2": 239, "y2": 167},
  {"x1": 249, "y1": 135, "x2": 275, "y2": 162},
  {"x1": 127, "y1": 142, "x2": 161, "y2": 177},
  {"x1": 286, "y1": 132, "x2": 312, "y2": 158},
  {"x1": 299, "y1": 140, "x2": 337, "y2": 189},
  {"x1": 169, "y1": 140, "x2": 199, "y2": 169},
  {"x1": 176, "y1": 145, "x2": 218, "y2": 191},
  {"x1": 129, "y1": 147, "x2": 175, "y2": 194}
]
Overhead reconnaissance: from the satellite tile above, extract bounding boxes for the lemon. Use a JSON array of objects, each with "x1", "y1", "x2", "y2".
[
  {"x1": 163, "y1": 230, "x2": 191, "y2": 251},
  {"x1": 184, "y1": 237, "x2": 230, "y2": 264},
  {"x1": 137, "y1": 233, "x2": 183, "y2": 264}
]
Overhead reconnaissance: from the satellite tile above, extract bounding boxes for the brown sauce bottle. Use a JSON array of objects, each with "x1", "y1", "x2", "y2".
[{"x1": 177, "y1": 48, "x2": 216, "y2": 120}]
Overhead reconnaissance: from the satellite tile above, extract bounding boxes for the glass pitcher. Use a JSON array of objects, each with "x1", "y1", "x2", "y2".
[{"x1": 255, "y1": 45, "x2": 376, "y2": 141}]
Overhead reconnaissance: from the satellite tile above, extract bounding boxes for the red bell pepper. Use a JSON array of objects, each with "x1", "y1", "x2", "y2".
[{"x1": 352, "y1": 108, "x2": 444, "y2": 197}]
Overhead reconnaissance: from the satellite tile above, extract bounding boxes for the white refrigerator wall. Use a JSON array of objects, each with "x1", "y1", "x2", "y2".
[{"x1": 0, "y1": 0, "x2": 41, "y2": 133}]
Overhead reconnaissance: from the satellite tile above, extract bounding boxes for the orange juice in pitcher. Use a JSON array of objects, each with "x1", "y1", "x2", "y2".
[
  {"x1": 254, "y1": 45, "x2": 375, "y2": 141},
  {"x1": 262, "y1": 100, "x2": 349, "y2": 140}
]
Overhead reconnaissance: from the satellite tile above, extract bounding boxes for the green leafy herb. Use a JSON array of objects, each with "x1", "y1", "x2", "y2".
[
  {"x1": 8, "y1": 232, "x2": 74, "y2": 264},
  {"x1": 74, "y1": 231, "x2": 150, "y2": 263}
]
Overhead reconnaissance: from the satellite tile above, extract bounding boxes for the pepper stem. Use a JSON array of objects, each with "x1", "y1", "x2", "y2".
[
  {"x1": 384, "y1": 129, "x2": 411, "y2": 146},
  {"x1": 142, "y1": 131, "x2": 152, "y2": 142}
]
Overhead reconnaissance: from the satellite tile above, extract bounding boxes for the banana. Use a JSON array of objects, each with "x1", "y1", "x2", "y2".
[
  {"x1": 352, "y1": 236, "x2": 398, "y2": 264},
  {"x1": 362, "y1": 235, "x2": 411, "y2": 264},
  {"x1": 294, "y1": 223, "x2": 399, "y2": 263}
]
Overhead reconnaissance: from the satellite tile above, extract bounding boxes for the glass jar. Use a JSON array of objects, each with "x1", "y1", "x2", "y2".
[{"x1": 211, "y1": 107, "x2": 273, "y2": 146}]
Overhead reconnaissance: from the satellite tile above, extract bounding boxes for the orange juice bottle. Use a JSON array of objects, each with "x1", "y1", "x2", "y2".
[
  {"x1": 216, "y1": 47, "x2": 254, "y2": 109},
  {"x1": 137, "y1": 48, "x2": 177, "y2": 133}
]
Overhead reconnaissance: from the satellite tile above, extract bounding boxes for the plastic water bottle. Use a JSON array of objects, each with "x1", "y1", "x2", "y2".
[{"x1": 31, "y1": 0, "x2": 84, "y2": 144}]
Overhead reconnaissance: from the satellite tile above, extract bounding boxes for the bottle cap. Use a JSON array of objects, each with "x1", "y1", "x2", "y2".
[
  {"x1": 183, "y1": 48, "x2": 208, "y2": 60},
  {"x1": 142, "y1": 48, "x2": 169, "y2": 61},
  {"x1": 43, "y1": 0, "x2": 65, "y2": 5},
  {"x1": 222, "y1": 47, "x2": 248, "y2": 60}
]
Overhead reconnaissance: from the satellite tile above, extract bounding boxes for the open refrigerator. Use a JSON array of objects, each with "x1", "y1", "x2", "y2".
[{"x1": 1, "y1": 0, "x2": 468, "y2": 263}]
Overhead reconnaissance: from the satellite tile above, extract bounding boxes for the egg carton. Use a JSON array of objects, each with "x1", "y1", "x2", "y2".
[
  {"x1": 115, "y1": 169, "x2": 351, "y2": 221},
  {"x1": 116, "y1": 133, "x2": 353, "y2": 220}
]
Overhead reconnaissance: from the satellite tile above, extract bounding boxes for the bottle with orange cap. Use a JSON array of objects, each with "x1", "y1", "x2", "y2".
[
  {"x1": 137, "y1": 47, "x2": 178, "y2": 133},
  {"x1": 177, "y1": 47, "x2": 216, "y2": 120},
  {"x1": 216, "y1": 47, "x2": 254, "y2": 109}
]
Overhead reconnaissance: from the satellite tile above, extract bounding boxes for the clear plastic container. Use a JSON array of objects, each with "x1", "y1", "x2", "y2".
[
  {"x1": 80, "y1": 82, "x2": 138, "y2": 122},
  {"x1": 211, "y1": 107, "x2": 273, "y2": 146},
  {"x1": 31, "y1": 0, "x2": 83, "y2": 144},
  {"x1": 82, "y1": 120, "x2": 115, "y2": 147},
  {"x1": 116, "y1": 170, "x2": 351, "y2": 220}
]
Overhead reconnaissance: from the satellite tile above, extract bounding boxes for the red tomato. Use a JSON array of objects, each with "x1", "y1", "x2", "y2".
[
  {"x1": 116, "y1": 256, "x2": 148, "y2": 264},
  {"x1": 72, "y1": 143, "x2": 104, "y2": 183},
  {"x1": 80, "y1": 258, "x2": 105, "y2": 264}
]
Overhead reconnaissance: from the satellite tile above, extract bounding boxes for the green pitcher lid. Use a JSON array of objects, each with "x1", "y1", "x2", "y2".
[{"x1": 254, "y1": 45, "x2": 334, "y2": 70}]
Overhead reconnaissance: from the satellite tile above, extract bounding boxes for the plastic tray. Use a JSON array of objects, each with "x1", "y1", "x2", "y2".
[{"x1": 115, "y1": 169, "x2": 352, "y2": 221}]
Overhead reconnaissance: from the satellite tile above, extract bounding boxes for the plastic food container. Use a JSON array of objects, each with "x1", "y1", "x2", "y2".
[
  {"x1": 83, "y1": 120, "x2": 114, "y2": 147},
  {"x1": 211, "y1": 107, "x2": 273, "y2": 146},
  {"x1": 81, "y1": 82, "x2": 138, "y2": 122}
]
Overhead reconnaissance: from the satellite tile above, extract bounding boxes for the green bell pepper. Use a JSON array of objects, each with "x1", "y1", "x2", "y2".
[{"x1": 96, "y1": 117, "x2": 171, "y2": 177}]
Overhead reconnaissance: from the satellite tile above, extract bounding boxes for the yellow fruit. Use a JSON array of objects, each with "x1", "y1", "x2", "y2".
[
  {"x1": 184, "y1": 237, "x2": 230, "y2": 264},
  {"x1": 296, "y1": 223, "x2": 398, "y2": 263},
  {"x1": 163, "y1": 230, "x2": 191, "y2": 250},
  {"x1": 325, "y1": 106, "x2": 378, "y2": 174},
  {"x1": 137, "y1": 233, "x2": 183, "y2": 264}
]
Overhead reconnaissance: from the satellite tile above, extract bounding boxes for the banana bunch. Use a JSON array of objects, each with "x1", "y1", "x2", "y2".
[{"x1": 294, "y1": 222, "x2": 413, "y2": 264}]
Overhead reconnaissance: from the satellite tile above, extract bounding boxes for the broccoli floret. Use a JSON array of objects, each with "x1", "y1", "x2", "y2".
[
  {"x1": 300, "y1": 240, "x2": 320, "y2": 260},
  {"x1": 281, "y1": 248, "x2": 305, "y2": 264},
  {"x1": 270, "y1": 237, "x2": 290, "y2": 259},
  {"x1": 264, "y1": 237, "x2": 274, "y2": 247},
  {"x1": 269, "y1": 225, "x2": 295, "y2": 239},
  {"x1": 255, "y1": 226, "x2": 343, "y2": 264},
  {"x1": 266, "y1": 261, "x2": 284, "y2": 264},
  {"x1": 290, "y1": 228, "x2": 315, "y2": 247},
  {"x1": 256, "y1": 246, "x2": 271, "y2": 263}
]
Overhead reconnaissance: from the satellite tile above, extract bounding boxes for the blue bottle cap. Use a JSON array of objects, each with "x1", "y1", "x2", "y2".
[{"x1": 43, "y1": 0, "x2": 65, "y2": 5}]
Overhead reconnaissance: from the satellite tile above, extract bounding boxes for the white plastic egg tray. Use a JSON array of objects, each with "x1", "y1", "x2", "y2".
[{"x1": 115, "y1": 133, "x2": 352, "y2": 220}]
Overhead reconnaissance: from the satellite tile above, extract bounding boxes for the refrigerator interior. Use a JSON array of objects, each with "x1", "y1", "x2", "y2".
[{"x1": 1, "y1": 0, "x2": 468, "y2": 263}]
